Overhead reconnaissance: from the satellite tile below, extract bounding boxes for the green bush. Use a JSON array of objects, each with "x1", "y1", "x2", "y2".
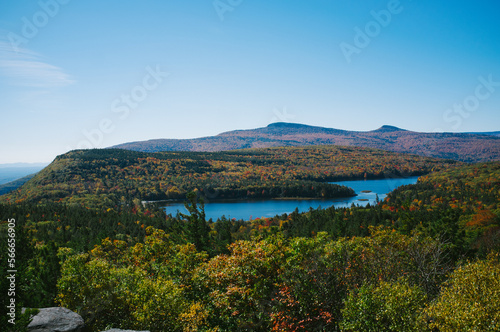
[
  {"x1": 425, "y1": 253, "x2": 500, "y2": 332},
  {"x1": 341, "y1": 279, "x2": 428, "y2": 332},
  {"x1": 57, "y1": 232, "x2": 204, "y2": 332}
]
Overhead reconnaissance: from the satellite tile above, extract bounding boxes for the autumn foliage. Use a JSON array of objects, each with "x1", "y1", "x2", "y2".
[
  {"x1": 0, "y1": 148, "x2": 498, "y2": 331},
  {"x1": 0, "y1": 146, "x2": 455, "y2": 208}
]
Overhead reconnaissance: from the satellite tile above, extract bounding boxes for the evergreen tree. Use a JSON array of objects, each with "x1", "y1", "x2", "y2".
[{"x1": 181, "y1": 192, "x2": 210, "y2": 253}]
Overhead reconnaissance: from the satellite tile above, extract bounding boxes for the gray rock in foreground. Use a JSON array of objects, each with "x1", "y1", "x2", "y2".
[{"x1": 28, "y1": 307, "x2": 85, "y2": 332}]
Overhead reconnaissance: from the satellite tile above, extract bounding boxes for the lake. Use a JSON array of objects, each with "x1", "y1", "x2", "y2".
[{"x1": 163, "y1": 176, "x2": 419, "y2": 221}]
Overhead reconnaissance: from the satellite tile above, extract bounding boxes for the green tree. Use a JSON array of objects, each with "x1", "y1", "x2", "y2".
[
  {"x1": 181, "y1": 192, "x2": 211, "y2": 253},
  {"x1": 129, "y1": 276, "x2": 187, "y2": 332},
  {"x1": 57, "y1": 229, "x2": 204, "y2": 332},
  {"x1": 272, "y1": 233, "x2": 341, "y2": 331},
  {"x1": 56, "y1": 253, "x2": 134, "y2": 331},
  {"x1": 341, "y1": 278, "x2": 428, "y2": 332},
  {"x1": 193, "y1": 236, "x2": 286, "y2": 331},
  {"x1": 424, "y1": 253, "x2": 500, "y2": 332}
]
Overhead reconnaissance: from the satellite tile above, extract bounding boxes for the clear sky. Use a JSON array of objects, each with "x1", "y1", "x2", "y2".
[{"x1": 1, "y1": 0, "x2": 499, "y2": 163}]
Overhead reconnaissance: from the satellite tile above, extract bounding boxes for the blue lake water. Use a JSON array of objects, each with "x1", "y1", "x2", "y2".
[{"x1": 163, "y1": 176, "x2": 419, "y2": 221}]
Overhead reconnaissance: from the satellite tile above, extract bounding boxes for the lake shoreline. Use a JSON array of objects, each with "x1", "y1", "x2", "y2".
[
  {"x1": 143, "y1": 194, "x2": 358, "y2": 206},
  {"x1": 160, "y1": 176, "x2": 420, "y2": 221},
  {"x1": 144, "y1": 175, "x2": 422, "y2": 205}
]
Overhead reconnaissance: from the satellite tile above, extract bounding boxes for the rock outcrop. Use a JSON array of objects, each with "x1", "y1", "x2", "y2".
[{"x1": 27, "y1": 307, "x2": 85, "y2": 332}]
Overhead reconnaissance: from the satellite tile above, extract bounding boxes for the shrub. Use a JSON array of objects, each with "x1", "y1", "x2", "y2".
[
  {"x1": 341, "y1": 279, "x2": 427, "y2": 332},
  {"x1": 425, "y1": 253, "x2": 500, "y2": 332}
]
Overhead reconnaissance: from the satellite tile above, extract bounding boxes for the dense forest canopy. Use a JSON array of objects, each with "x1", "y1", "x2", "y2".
[{"x1": 0, "y1": 145, "x2": 498, "y2": 331}]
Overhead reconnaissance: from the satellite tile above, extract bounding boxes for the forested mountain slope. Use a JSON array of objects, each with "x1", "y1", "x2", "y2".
[{"x1": 0, "y1": 145, "x2": 456, "y2": 208}]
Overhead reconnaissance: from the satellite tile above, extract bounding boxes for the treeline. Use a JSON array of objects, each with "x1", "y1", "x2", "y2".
[{"x1": 0, "y1": 146, "x2": 456, "y2": 208}]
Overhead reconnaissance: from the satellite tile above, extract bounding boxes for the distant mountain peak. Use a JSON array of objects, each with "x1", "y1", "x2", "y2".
[
  {"x1": 374, "y1": 125, "x2": 407, "y2": 132},
  {"x1": 263, "y1": 122, "x2": 346, "y2": 135},
  {"x1": 267, "y1": 122, "x2": 312, "y2": 128},
  {"x1": 112, "y1": 122, "x2": 500, "y2": 163}
]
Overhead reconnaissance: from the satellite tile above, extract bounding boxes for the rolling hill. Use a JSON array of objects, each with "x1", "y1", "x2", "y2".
[
  {"x1": 112, "y1": 123, "x2": 500, "y2": 163},
  {"x1": 0, "y1": 146, "x2": 457, "y2": 208}
]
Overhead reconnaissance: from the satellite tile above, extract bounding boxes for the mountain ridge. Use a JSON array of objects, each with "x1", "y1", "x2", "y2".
[{"x1": 112, "y1": 123, "x2": 500, "y2": 163}]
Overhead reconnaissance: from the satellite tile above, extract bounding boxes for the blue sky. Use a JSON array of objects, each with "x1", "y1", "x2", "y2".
[{"x1": 1, "y1": 0, "x2": 499, "y2": 163}]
